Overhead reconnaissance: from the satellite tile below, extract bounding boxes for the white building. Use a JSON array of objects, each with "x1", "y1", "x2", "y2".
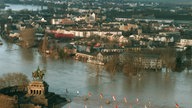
[{"x1": 179, "y1": 39, "x2": 192, "y2": 46}]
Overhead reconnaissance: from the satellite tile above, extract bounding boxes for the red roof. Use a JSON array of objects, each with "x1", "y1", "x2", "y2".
[
  {"x1": 94, "y1": 43, "x2": 101, "y2": 47},
  {"x1": 54, "y1": 33, "x2": 74, "y2": 38}
]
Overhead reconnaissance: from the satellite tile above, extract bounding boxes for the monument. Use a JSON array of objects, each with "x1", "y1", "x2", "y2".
[
  {"x1": 27, "y1": 67, "x2": 48, "y2": 96},
  {"x1": 25, "y1": 67, "x2": 49, "y2": 106},
  {"x1": 0, "y1": 67, "x2": 67, "y2": 108},
  {"x1": 25, "y1": 67, "x2": 67, "y2": 107}
]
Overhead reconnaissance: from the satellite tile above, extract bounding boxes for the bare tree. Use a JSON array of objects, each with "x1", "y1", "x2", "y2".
[
  {"x1": 105, "y1": 55, "x2": 121, "y2": 76},
  {"x1": 122, "y1": 58, "x2": 136, "y2": 76},
  {"x1": 160, "y1": 48, "x2": 176, "y2": 72},
  {"x1": 0, "y1": 73, "x2": 29, "y2": 89},
  {"x1": 19, "y1": 28, "x2": 35, "y2": 48},
  {"x1": 122, "y1": 53, "x2": 142, "y2": 76}
]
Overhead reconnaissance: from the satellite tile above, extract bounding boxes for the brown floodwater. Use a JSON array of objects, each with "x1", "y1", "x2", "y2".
[{"x1": 0, "y1": 37, "x2": 192, "y2": 108}]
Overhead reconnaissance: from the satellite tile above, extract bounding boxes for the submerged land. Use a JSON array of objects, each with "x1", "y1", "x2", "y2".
[{"x1": 0, "y1": 0, "x2": 192, "y2": 107}]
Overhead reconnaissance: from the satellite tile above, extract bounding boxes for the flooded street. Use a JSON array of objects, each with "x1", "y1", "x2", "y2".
[{"x1": 0, "y1": 37, "x2": 192, "y2": 108}]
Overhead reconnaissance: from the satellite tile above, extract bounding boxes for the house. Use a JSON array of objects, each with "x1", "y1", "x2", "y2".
[
  {"x1": 119, "y1": 23, "x2": 138, "y2": 31},
  {"x1": 85, "y1": 13, "x2": 96, "y2": 23},
  {"x1": 141, "y1": 54, "x2": 162, "y2": 69},
  {"x1": 121, "y1": 53, "x2": 162, "y2": 70},
  {"x1": 87, "y1": 52, "x2": 104, "y2": 65},
  {"x1": 118, "y1": 36, "x2": 129, "y2": 43},
  {"x1": 179, "y1": 39, "x2": 192, "y2": 46},
  {"x1": 63, "y1": 44, "x2": 77, "y2": 56},
  {"x1": 87, "y1": 51, "x2": 122, "y2": 65},
  {"x1": 51, "y1": 18, "x2": 75, "y2": 25},
  {"x1": 9, "y1": 30, "x2": 20, "y2": 38}
]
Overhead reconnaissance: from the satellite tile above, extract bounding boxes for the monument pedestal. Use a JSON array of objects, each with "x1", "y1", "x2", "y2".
[{"x1": 26, "y1": 80, "x2": 49, "y2": 106}]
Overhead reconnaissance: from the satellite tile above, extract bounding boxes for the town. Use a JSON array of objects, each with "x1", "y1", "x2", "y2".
[{"x1": 0, "y1": 0, "x2": 192, "y2": 107}]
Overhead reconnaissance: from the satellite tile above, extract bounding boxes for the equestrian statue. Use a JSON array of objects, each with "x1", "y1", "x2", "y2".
[{"x1": 32, "y1": 66, "x2": 45, "y2": 80}]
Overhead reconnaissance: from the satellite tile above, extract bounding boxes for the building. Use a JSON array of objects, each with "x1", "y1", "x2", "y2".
[
  {"x1": 119, "y1": 23, "x2": 138, "y2": 31},
  {"x1": 179, "y1": 39, "x2": 192, "y2": 46},
  {"x1": 141, "y1": 55, "x2": 162, "y2": 69},
  {"x1": 87, "y1": 52, "x2": 105, "y2": 65},
  {"x1": 51, "y1": 18, "x2": 75, "y2": 25},
  {"x1": 122, "y1": 53, "x2": 162, "y2": 70}
]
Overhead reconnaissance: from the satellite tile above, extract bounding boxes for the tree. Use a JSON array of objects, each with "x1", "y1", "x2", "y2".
[
  {"x1": 105, "y1": 55, "x2": 121, "y2": 76},
  {"x1": 184, "y1": 46, "x2": 192, "y2": 73},
  {"x1": 19, "y1": 28, "x2": 35, "y2": 48},
  {"x1": 160, "y1": 48, "x2": 176, "y2": 72},
  {"x1": 122, "y1": 56, "x2": 136, "y2": 76},
  {"x1": 0, "y1": 73, "x2": 29, "y2": 89},
  {"x1": 175, "y1": 52, "x2": 184, "y2": 72},
  {"x1": 6, "y1": 9, "x2": 12, "y2": 15},
  {"x1": 122, "y1": 53, "x2": 142, "y2": 76}
]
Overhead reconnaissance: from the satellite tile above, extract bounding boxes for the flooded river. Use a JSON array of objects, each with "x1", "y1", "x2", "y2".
[
  {"x1": 0, "y1": 37, "x2": 192, "y2": 108},
  {"x1": 4, "y1": 4, "x2": 47, "y2": 11}
]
